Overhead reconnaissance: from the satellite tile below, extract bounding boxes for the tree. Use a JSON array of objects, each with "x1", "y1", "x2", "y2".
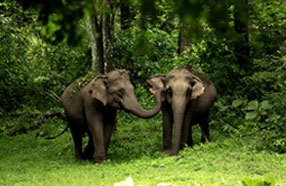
[
  {"x1": 234, "y1": 0, "x2": 250, "y2": 70},
  {"x1": 85, "y1": 11, "x2": 104, "y2": 73},
  {"x1": 120, "y1": 0, "x2": 131, "y2": 30},
  {"x1": 178, "y1": 22, "x2": 191, "y2": 55},
  {"x1": 102, "y1": 0, "x2": 115, "y2": 73},
  {"x1": 19, "y1": 0, "x2": 116, "y2": 74}
]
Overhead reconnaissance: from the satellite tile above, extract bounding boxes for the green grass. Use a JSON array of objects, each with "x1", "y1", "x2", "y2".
[{"x1": 1, "y1": 113, "x2": 286, "y2": 186}]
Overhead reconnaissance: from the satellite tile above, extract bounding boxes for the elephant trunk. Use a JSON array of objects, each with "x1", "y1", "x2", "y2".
[
  {"x1": 125, "y1": 89, "x2": 162, "y2": 119},
  {"x1": 170, "y1": 97, "x2": 187, "y2": 156}
]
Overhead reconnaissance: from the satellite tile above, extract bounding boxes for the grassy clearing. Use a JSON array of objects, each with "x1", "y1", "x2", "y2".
[{"x1": 1, "y1": 113, "x2": 286, "y2": 186}]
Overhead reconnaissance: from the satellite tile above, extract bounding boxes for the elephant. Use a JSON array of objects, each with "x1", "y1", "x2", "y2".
[
  {"x1": 146, "y1": 64, "x2": 216, "y2": 156},
  {"x1": 61, "y1": 70, "x2": 163, "y2": 163}
]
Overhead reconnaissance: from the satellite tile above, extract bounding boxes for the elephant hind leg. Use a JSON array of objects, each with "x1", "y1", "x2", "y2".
[
  {"x1": 199, "y1": 116, "x2": 210, "y2": 143},
  {"x1": 187, "y1": 126, "x2": 193, "y2": 147},
  {"x1": 83, "y1": 132, "x2": 94, "y2": 160},
  {"x1": 70, "y1": 126, "x2": 84, "y2": 160}
]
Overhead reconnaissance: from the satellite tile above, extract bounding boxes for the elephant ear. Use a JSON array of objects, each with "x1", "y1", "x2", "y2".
[
  {"x1": 146, "y1": 75, "x2": 165, "y2": 93},
  {"x1": 190, "y1": 77, "x2": 205, "y2": 100},
  {"x1": 89, "y1": 75, "x2": 108, "y2": 106},
  {"x1": 146, "y1": 75, "x2": 166, "y2": 101}
]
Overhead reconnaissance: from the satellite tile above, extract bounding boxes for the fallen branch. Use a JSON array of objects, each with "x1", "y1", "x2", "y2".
[
  {"x1": 8, "y1": 115, "x2": 27, "y2": 135},
  {"x1": 47, "y1": 90, "x2": 62, "y2": 102},
  {"x1": 34, "y1": 110, "x2": 66, "y2": 127},
  {"x1": 7, "y1": 110, "x2": 66, "y2": 136}
]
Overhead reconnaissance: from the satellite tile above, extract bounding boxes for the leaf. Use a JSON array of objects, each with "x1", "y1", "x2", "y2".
[
  {"x1": 232, "y1": 99, "x2": 243, "y2": 108},
  {"x1": 260, "y1": 101, "x2": 273, "y2": 111},
  {"x1": 242, "y1": 177, "x2": 269, "y2": 186},
  {"x1": 245, "y1": 112, "x2": 258, "y2": 120},
  {"x1": 242, "y1": 177, "x2": 256, "y2": 186},
  {"x1": 264, "y1": 174, "x2": 276, "y2": 185},
  {"x1": 246, "y1": 100, "x2": 259, "y2": 111}
]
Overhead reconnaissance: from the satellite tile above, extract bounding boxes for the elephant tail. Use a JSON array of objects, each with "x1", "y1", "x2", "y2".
[{"x1": 45, "y1": 124, "x2": 69, "y2": 140}]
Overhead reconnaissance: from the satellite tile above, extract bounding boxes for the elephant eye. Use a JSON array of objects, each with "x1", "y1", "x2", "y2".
[
  {"x1": 167, "y1": 87, "x2": 172, "y2": 97},
  {"x1": 187, "y1": 88, "x2": 192, "y2": 97},
  {"x1": 117, "y1": 88, "x2": 125, "y2": 97},
  {"x1": 190, "y1": 81, "x2": 196, "y2": 87}
]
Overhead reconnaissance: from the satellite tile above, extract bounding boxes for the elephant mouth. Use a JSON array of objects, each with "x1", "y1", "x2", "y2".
[{"x1": 119, "y1": 101, "x2": 131, "y2": 113}]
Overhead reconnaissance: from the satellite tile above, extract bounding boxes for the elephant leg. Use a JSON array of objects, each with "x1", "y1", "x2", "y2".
[
  {"x1": 87, "y1": 115, "x2": 106, "y2": 163},
  {"x1": 181, "y1": 121, "x2": 191, "y2": 149},
  {"x1": 187, "y1": 126, "x2": 193, "y2": 146},
  {"x1": 70, "y1": 125, "x2": 84, "y2": 161},
  {"x1": 103, "y1": 109, "x2": 117, "y2": 158},
  {"x1": 83, "y1": 132, "x2": 94, "y2": 160},
  {"x1": 181, "y1": 104, "x2": 193, "y2": 149},
  {"x1": 162, "y1": 104, "x2": 173, "y2": 152},
  {"x1": 199, "y1": 115, "x2": 210, "y2": 143}
]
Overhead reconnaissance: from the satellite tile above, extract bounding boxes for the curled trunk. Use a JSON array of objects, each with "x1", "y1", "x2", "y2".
[{"x1": 126, "y1": 89, "x2": 163, "y2": 119}]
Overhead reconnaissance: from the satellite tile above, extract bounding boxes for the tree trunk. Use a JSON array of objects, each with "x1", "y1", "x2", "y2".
[
  {"x1": 234, "y1": 0, "x2": 250, "y2": 69},
  {"x1": 85, "y1": 2, "x2": 115, "y2": 74},
  {"x1": 120, "y1": 0, "x2": 131, "y2": 30},
  {"x1": 85, "y1": 11, "x2": 104, "y2": 74},
  {"x1": 103, "y1": 0, "x2": 114, "y2": 73},
  {"x1": 178, "y1": 22, "x2": 192, "y2": 56}
]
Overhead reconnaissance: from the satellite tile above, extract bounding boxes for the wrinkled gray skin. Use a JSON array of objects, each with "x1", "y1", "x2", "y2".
[
  {"x1": 62, "y1": 71, "x2": 162, "y2": 163},
  {"x1": 146, "y1": 65, "x2": 216, "y2": 156}
]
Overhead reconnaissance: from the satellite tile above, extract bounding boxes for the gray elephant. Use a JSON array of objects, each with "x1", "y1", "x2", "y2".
[
  {"x1": 62, "y1": 70, "x2": 162, "y2": 163},
  {"x1": 146, "y1": 64, "x2": 216, "y2": 156}
]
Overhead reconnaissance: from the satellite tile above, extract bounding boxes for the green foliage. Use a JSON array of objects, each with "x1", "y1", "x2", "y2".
[
  {"x1": 209, "y1": 53, "x2": 286, "y2": 152},
  {"x1": 0, "y1": 0, "x2": 90, "y2": 112},
  {"x1": 113, "y1": 27, "x2": 179, "y2": 83},
  {"x1": 19, "y1": 0, "x2": 86, "y2": 45},
  {"x1": 242, "y1": 174, "x2": 276, "y2": 186},
  {"x1": 139, "y1": 0, "x2": 234, "y2": 37},
  {"x1": 249, "y1": 0, "x2": 286, "y2": 57},
  {"x1": 244, "y1": 100, "x2": 273, "y2": 121},
  {"x1": 71, "y1": 71, "x2": 98, "y2": 96}
]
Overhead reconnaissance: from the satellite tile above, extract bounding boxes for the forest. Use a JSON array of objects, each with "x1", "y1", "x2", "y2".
[{"x1": 1, "y1": 0, "x2": 286, "y2": 185}]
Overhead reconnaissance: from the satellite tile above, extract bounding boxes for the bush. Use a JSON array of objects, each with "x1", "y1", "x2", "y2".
[
  {"x1": 113, "y1": 27, "x2": 179, "y2": 84},
  {"x1": 0, "y1": 1, "x2": 90, "y2": 112},
  {"x1": 209, "y1": 54, "x2": 286, "y2": 153}
]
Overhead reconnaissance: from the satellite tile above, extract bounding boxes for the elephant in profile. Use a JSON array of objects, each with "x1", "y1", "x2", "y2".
[
  {"x1": 62, "y1": 70, "x2": 162, "y2": 163},
  {"x1": 146, "y1": 64, "x2": 216, "y2": 156}
]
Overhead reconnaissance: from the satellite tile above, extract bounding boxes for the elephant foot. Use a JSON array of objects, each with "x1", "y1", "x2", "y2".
[
  {"x1": 95, "y1": 156, "x2": 107, "y2": 164},
  {"x1": 75, "y1": 151, "x2": 85, "y2": 161},
  {"x1": 83, "y1": 150, "x2": 94, "y2": 160},
  {"x1": 76, "y1": 155, "x2": 85, "y2": 161},
  {"x1": 83, "y1": 153, "x2": 94, "y2": 160}
]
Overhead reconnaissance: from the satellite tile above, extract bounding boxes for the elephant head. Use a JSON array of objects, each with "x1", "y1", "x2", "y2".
[
  {"x1": 89, "y1": 70, "x2": 162, "y2": 118},
  {"x1": 146, "y1": 67, "x2": 205, "y2": 155}
]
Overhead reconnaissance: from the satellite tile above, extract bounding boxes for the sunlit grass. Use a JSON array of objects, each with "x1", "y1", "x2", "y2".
[{"x1": 1, "y1": 114, "x2": 286, "y2": 186}]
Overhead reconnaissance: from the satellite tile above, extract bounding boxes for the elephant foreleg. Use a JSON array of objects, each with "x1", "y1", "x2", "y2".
[
  {"x1": 87, "y1": 115, "x2": 106, "y2": 163},
  {"x1": 181, "y1": 108, "x2": 193, "y2": 149},
  {"x1": 83, "y1": 132, "x2": 95, "y2": 160},
  {"x1": 103, "y1": 109, "x2": 117, "y2": 158},
  {"x1": 162, "y1": 104, "x2": 173, "y2": 152}
]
